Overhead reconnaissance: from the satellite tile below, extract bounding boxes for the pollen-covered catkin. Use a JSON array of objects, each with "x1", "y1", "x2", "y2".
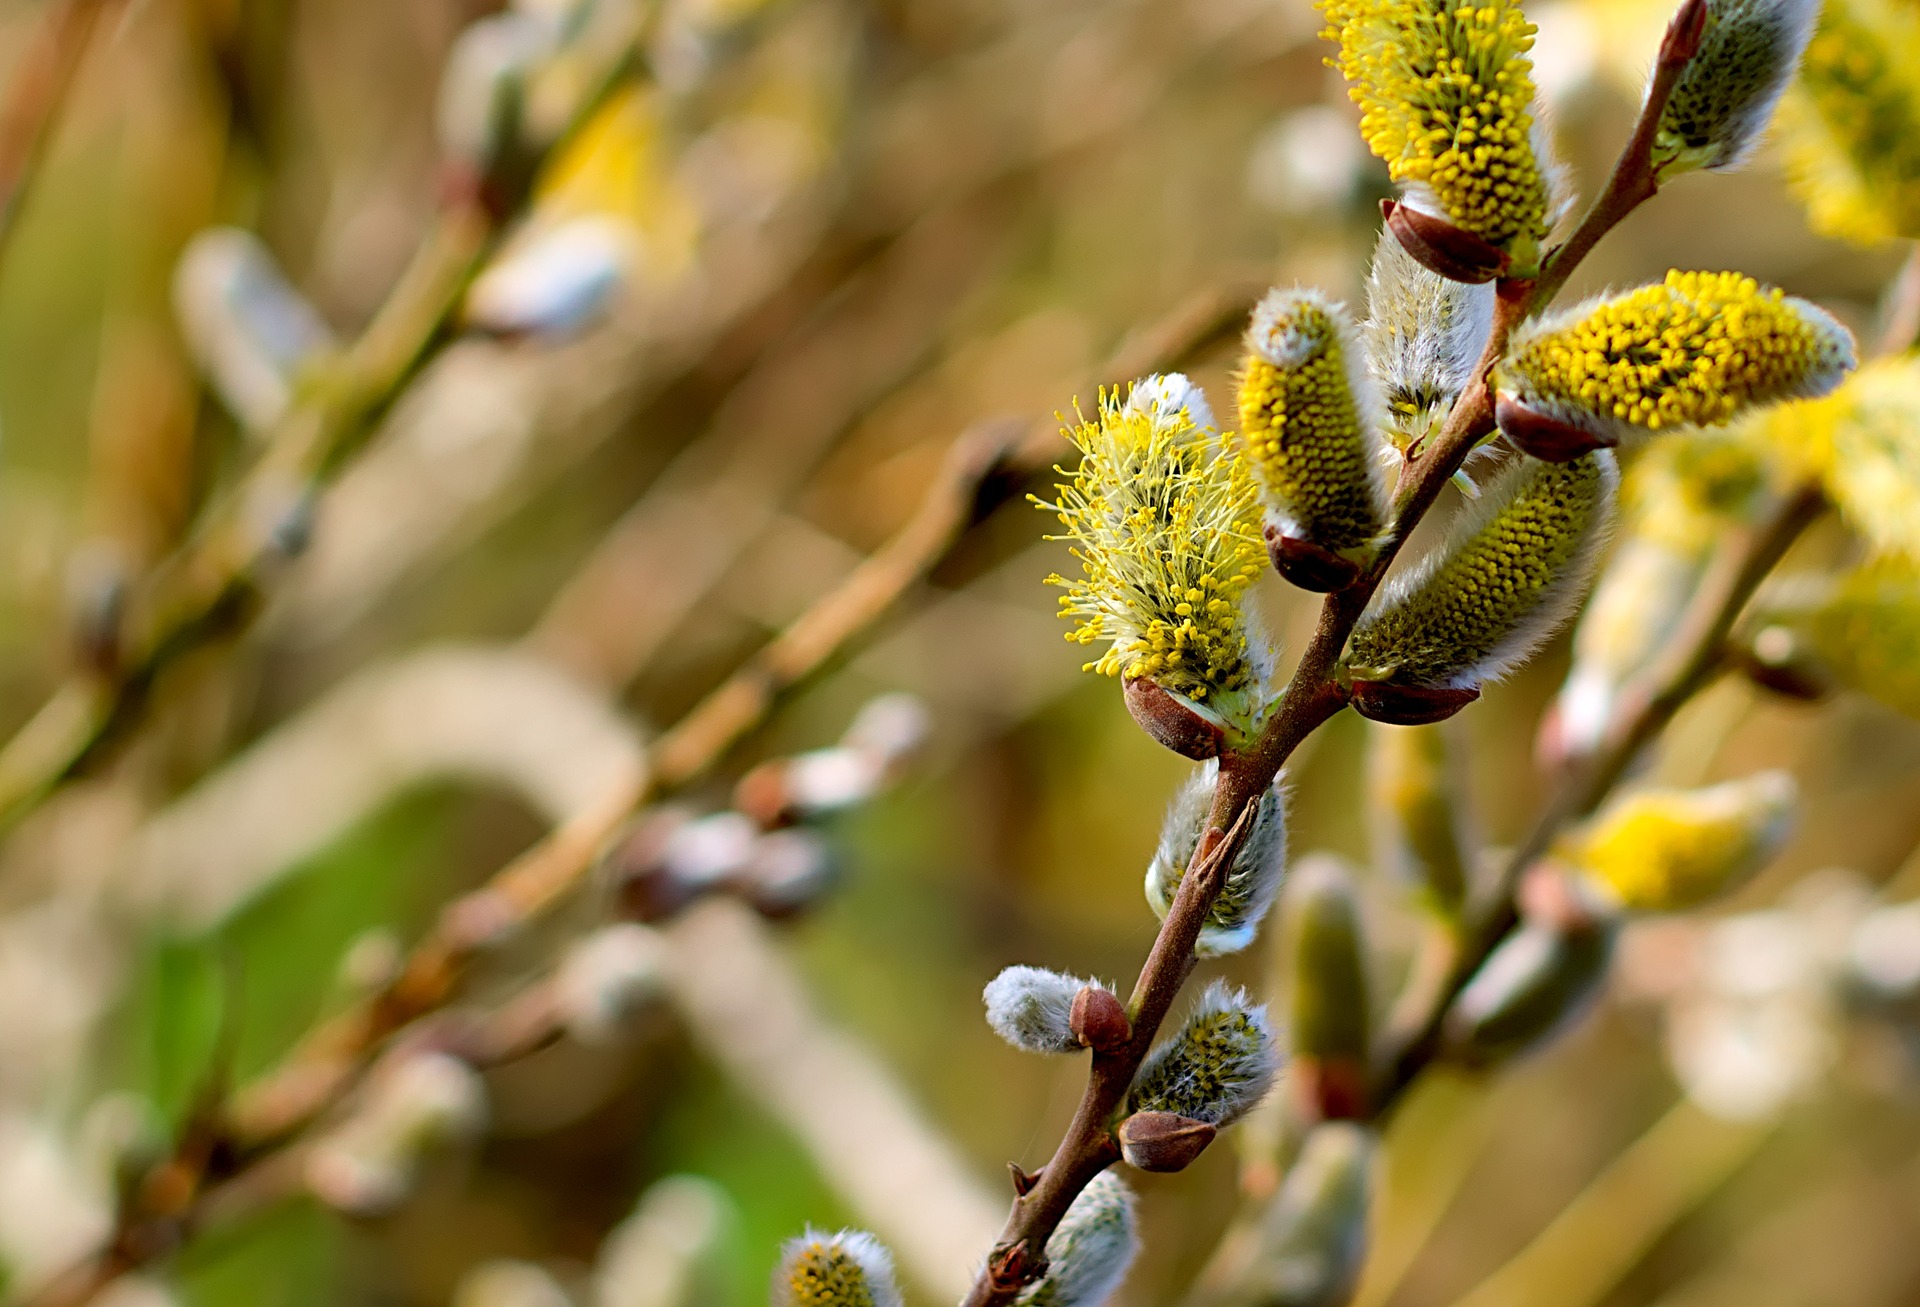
[
  {"x1": 1036, "y1": 375, "x2": 1268, "y2": 726},
  {"x1": 1656, "y1": 0, "x2": 1820, "y2": 174},
  {"x1": 1361, "y1": 232, "x2": 1496, "y2": 450},
  {"x1": 1237, "y1": 290, "x2": 1390, "y2": 578},
  {"x1": 1761, "y1": 358, "x2": 1920, "y2": 562},
  {"x1": 1346, "y1": 452, "x2": 1618, "y2": 691},
  {"x1": 1776, "y1": 0, "x2": 1920, "y2": 244},
  {"x1": 1788, "y1": 561, "x2": 1920, "y2": 718},
  {"x1": 1567, "y1": 773, "x2": 1797, "y2": 911},
  {"x1": 774, "y1": 1230, "x2": 903, "y2": 1307},
  {"x1": 1320, "y1": 0, "x2": 1552, "y2": 271},
  {"x1": 1128, "y1": 981, "x2": 1280, "y2": 1127},
  {"x1": 1014, "y1": 1172, "x2": 1139, "y2": 1307},
  {"x1": 1146, "y1": 761, "x2": 1288, "y2": 956},
  {"x1": 1494, "y1": 272, "x2": 1856, "y2": 452}
]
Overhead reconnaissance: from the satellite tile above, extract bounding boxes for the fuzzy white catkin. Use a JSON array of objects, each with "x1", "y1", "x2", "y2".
[
  {"x1": 554, "y1": 923, "x2": 667, "y2": 1044},
  {"x1": 305, "y1": 1052, "x2": 487, "y2": 1215},
  {"x1": 1126, "y1": 372, "x2": 1216, "y2": 433},
  {"x1": 773, "y1": 1229, "x2": 904, "y2": 1307},
  {"x1": 1360, "y1": 231, "x2": 1495, "y2": 446},
  {"x1": 983, "y1": 966, "x2": 1102, "y2": 1054},
  {"x1": 1015, "y1": 1171, "x2": 1139, "y2": 1307},
  {"x1": 173, "y1": 228, "x2": 336, "y2": 433},
  {"x1": 1128, "y1": 980, "x2": 1280, "y2": 1126},
  {"x1": 1147, "y1": 761, "x2": 1288, "y2": 956}
]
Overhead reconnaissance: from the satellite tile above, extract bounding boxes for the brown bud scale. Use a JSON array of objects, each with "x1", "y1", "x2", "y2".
[
  {"x1": 1124, "y1": 676, "x2": 1226, "y2": 759},
  {"x1": 1348, "y1": 679, "x2": 1482, "y2": 725},
  {"x1": 1070, "y1": 985, "x2": 1132, "y2": 1054},
  {"x1": 1117, "y1": 1110, "x2": 1218, "y2": 1173},
  {"x1": 1382, "y1": 200, "x2": 1509, "y2": 285},
  {"x1": 1266, "y1": 524, "x2": 1365, "y2": 593}
]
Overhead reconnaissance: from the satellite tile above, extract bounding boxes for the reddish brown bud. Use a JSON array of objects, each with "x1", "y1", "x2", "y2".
[
  {"x1": 1117, "y1": 1111, "x2": 1218, "y2": 1173},
  {"x1": 1070, "y1": 985, "x2": 1132, "y2": 1054},
  {"x1": 1123, "y1": 676, "x2": 1226, "y2": 759},
  {"x1": 1382, "y1": 199, "x2": 1509, "y2": 285},
  {"x1": 1348, "y1": 679, "x2": 1481, "y2": 725},
  {"x1": 1734, "y1": 625, "x2": 1835, "y2": 702},
  {"x1": 1494, "y1": 394, "x2": 1618, "y2": 463},
  {"x1": 1660, "y1": 0, "x2": 1711, "y2": 65},
  {"x1": 1265, "y1": 524, "x2": 1365, "y2": 593},
  {"x1": 733, "y1": 761, "x2": 797, "y2": 829},
  {"x1": 1292, "y1": 1055, "x2": 1371, "y2": 1123}
]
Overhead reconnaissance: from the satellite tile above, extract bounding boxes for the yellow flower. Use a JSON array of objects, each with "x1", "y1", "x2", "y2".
[
  {"x1": 1036, "y1": 376, "x2": 1268, "y2": 714},
  {"x1": 1321, "y1": 0, "x2": 1553, "y2": 270},
  {"x1": 1789, "y1": 559, "x2": 1920, "y2": 719},
  {"x1": 1494, "y1": 270, "x2": 1855, "y2": 449},
  {"x1": 1568, "y1": 773, "x2": 1797, "y2": 911},
  {"x1": 1776, "y1": 0, "x2": 1920, "y2": 244},
  {"x1": 1347, "y1": 451, "x2": 1618, "y2": 689},
  {"x1": 776, "y1": 1230, "x2": 902, "y2": 1307},
  {"x1": 1237, "y1": 289, "x2": 1391, "y2": 567},
  {"x1": 1755, "y1": 357, "x2": 1920, "y2": 562}
]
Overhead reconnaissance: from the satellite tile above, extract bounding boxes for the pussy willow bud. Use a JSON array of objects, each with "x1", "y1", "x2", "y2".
[
  {"x1": 1345, "y1": 452, "x2": 1618, "y2": 722},
  {"x1": 452, "y1": 1260, "x2": 571, "y2": 1307},
  {"x1": 1116, "y1": 1111, "x2": 1218, "y2": 1173},
  {"x1": 1147, "y1": 761, "x2": 1288, "y2": 956},
  {"x1": 306, "y1": 1052, "x2": 488, "y2": 1214},
  {"x1": 466, "y1": 215, "x2": 635, "y2": 337},
  {"x1": 1322, "y1": 0, "x2": 1553, "y2": 279},
  {"x1": 742, "y1": 829, "x2": 839, "y2": 919},
  {"x1": 173, "y1": 228, "x2": 335, "y2": 434},
  {"x1": 1368, "y1": 724, "x2": 1472, "y2": 916},
  {"x1": 1231, "y1": 1122, "x2": 1375, "y2": 1307},
  {"x1": 1656, "y1": 0, "x2": 1819, "y2": 176},
  {"x1": 1779, "y1": 561, "x2": 1920, "y2": 718},
  {"x1": 737, "y1": 693, "x2": 931, "y2": 827},
  {"x1": 1444, "y1": 866, "x2": 1619, "y2": 1065},
  {"x1": 984, "y1": 966, "x2": 1119, "y2": 1055},
  {"x1": 553, "y1": 922, "x2": 666, "y2": 1044},
  {"x1": 1494, "y1": 272, "x2": 1855, "y2": 459},
  {"x1": 1014, "y1": 1171, "x2": 1138, "y2": 1307},
  {"x1": 1236, "y1": 289, "x2": 1390, "y2": 591},
  {"x1": 1037, "y1": 376, "x2": 1269, "y2": 754},
  {"x1": 1361, "y1": 232, "x2": 1496, "y2": 452},
  {"x1": 774, "y1": 1229, "x2": 903, "y2": 1307},
  {"x1": 1128, "y1": 981, "x2": 1280, "y2": 1127},
  {"x1": 1567, "y1": 773, "x2": 1797, "y2": 912},
  {"x1": 1777, "y1": 0, "x2": 1920, "y2": 244},
  {"x1": 596, "y1": 1174, "x2": 735, "y2": 1307},
  {"x1": 1772, "y1": 358, "x2": 1920, "y2": 563},
  {"x1": 1287, "y1": 856, "x2": 1372, "y2": 1121}
]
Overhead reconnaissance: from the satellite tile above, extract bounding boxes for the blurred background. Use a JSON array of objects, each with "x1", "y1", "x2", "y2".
[{"x1": 0, "y1": 0, "x2": 1915, "y2": 1305}]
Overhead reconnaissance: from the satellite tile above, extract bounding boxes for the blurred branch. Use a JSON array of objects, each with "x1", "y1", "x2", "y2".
[
  {"x1": 0, "y1": 0, "x2": 116, "y2": 262},
  {"x1": 1876, "y1": 240, "x2": 1920, "y2": 357},
  {"x1": 1445, "y1": 1099, "x2": 1771, "y2": 1307}
]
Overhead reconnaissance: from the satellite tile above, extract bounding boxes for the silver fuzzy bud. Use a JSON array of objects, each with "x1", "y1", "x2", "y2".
[
  {"x1": 984, "y1": 966, "x2": 1116, "y2": 1055},
  {"x1": 1147, "y1": 761, "x2": 1289, "y2": 957},
  {"x1": 1128, "y1": 980, "x2": 1281, "y2": 1127},
  {"x1": 1014, "y1": 1170, "x2": 1139, "y2": 1307}
]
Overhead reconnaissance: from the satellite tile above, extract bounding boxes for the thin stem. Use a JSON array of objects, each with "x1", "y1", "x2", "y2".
[{"x1": 0, "y1": 0, "x2": 114, "y2": 266}]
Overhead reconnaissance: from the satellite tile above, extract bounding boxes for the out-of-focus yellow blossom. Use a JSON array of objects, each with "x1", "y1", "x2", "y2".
[
  {"x1": 1789, "y1": 560, "x2": 1920, "y2": 718},
  {"x1": 1776, "y1": 0, "x2": 1920, "y2": 244},
  {"x1": 1495, "y1": 270, "x2": 1855, "y2": 447},
  {"x1": 1568, "y1": 773, "x2": 1797, "y2": 911},
  {"x1": 1037, "y1": 377, "x2": 1267, "y2": 709},
  {"x1": 1755, "y1": 357, "x2": 1920, "y2": 562},
  {"x1": 1320, "y1": 0, "x2": 1553, "y2": 270}
]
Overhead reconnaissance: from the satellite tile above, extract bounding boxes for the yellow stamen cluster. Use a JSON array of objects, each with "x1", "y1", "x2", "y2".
[
  {"x1": 1776, "y1": 0, "x2": 1920, "y2": 245},
  {"x1": 776, "y1": 1231, "x2": 898, "y2": 1307},
  {"x1": 1347, "y1": 452, "x2": 1615, "y2": 687},
  {"x1": 1496, "y1": 270, "x2": 1855, "y2": 443},
  {"x1": 1038, "y1": 383, "x2": 1265, "y2": 705},
  {"x1": 1795, "y1": 561, "x2": 1920, "y2": 719},
  {"x1": 1568, "y1": 774, "x2": 1796, "y2": 911},
  {"x1": 1756, "y1": 358, "x2": 1920, "y2": 562},
  {"x1": 1321, "y1": 0, "x2": 1551, "y2": 260},
  {"x1": 1237, "y1": 290, "x2": 1389, "y2": 554}
]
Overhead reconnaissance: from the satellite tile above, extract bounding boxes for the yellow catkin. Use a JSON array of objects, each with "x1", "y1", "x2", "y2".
[
  {"x1": 1237, "y1": 290, "x2": 1388, "y2": 554},
  {"x1": 779, "y1": 1236, "x2": 890, "y2": 1307},
  {"x1": 1797, "y1": 560, "x2": 1920, "y2": 719},
  {"x1": 1776, "y1": 0, "x2": 1920, "y2": 245},
  {"x1": 1035, "y1": 380, "x2": 1266, "y2": 706},
  {"x1": 1754, "y1": 358, "x2": 1920, "y2": 562},
  {"x1": 1496, "y1": 270, "x2": 1854, "y2": 443},
  {"x1": 1320, "y1": 0, "x2": 1551, "y2": 262},
  {"x1": 1570, "y1": 774, "x2": 1796, "y2": 911}
]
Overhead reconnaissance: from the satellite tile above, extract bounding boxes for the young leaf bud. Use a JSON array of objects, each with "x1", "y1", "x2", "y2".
[
  {"x1": 774, "y1": 1229, "x2": 903, "y2": 1307},
  {"x1": 1493, "y1": 272, "x2": 1856, "y2": 458},
  {"x1": 173, "y1": 228, "x2": 335, "y2": 435},
  {"x1": 1147, "y1": 761, "x2": 1289, "y2": 956},
  {"x1": 1128, "y1": 981, "x2": 1280, "y2": 1127},
  {"x1": 1236, "y1": 289, "x2": 1391, "y2": 590},
  {"x1": 1346, "y1": 452, "x2": 1619, "y2": 718},
  {"x1": 306, "y1": 1052, "x2": 488, "y2": 1214},
  {"x1": 1361, "y1": 232, "x2": 1496, "y2": 453},
  {"x1": 1657, "y1": 0, "x2": 1819, "y2": 176},
  {"x1": 1368, "y1": 723, "x2": 1473, "y2": 916},
  {"x1": 1013, "y1": 1171, "x2": 1139, "y2": 1307},
  {"x1": 1776, "y1": 0, "x2": 1920, "y2": 245},
  {"x1": 1235, "y1": 1122, "x2": 1376, "y2": 1307},
  {"x1": 1070, "y1": 985, "x2": 1132, "y2": 1054},
  {"x1": 1444, "y1": 867, "x2": 1619, "y2": 1064},
  {"x1": 984, "y1": 966, "x2": 1118, "y2": 1055},
  {"x1": 1286, "y1": 856, "x2": 1372, "y2": 1120},
  {"x1": 1567, "y1": 772, "x2": 1798, "y2": 912},
  {"x1": 1036, "y1": 377, "x2": 1270, "y2": 746},
  {"x1": 1322, "y1": 0, "x2": 1553, "y2": 277},
  {"x1": 1116, "y1": 1111, "x2": 1218, "y2": 1173}
]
